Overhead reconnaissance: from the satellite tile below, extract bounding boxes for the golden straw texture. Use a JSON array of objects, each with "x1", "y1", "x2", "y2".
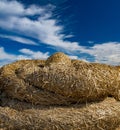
[
  {"x1": 0, "y1": 52, "x2": 120, "y2": 129},
  {"x1": 0, "y1": 98, "x2": 120, "y2": 130}
]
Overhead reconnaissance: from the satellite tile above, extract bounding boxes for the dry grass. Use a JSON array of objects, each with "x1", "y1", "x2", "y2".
[
  {"x1": 1, "y1": 53, "x2": 120, "y2": 105},
  {"x1": 0, "y1": 52, "x2": 120, "y2": 129},
  {"x1": 45, "y1": 52, "x2": 71, "y2": 66},
  {"x1": 27, "y1": 52, "x2": 120, "y2": 103},
  {"x1": 0, "y1": 98, "x2": 120, "y2": 130}
]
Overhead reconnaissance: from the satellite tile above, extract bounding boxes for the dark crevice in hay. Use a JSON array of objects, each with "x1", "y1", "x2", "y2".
[
  {"x1": 108, "y1": 94, "x2": 113, "y2": 97},
  {"x1": 14, "y1": 68, "x2": 21, "y2": 75},
  {"x1": 0, "y1": 89, "x2": 7, "y2": 106},
  {"x1": 38, "y1": 64, "x2": 44, "y2": 68},
  {"x1": 0, "y1": 94, "x2": 95, "y2": 111}
]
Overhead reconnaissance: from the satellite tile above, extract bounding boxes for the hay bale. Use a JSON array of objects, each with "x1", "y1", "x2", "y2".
[
  {"x1": 26, "y1": 52, "x2": 120, "y2": 103},
  {"x1": 0, "y1": 98, "x2": 120, "y2": 130},
  {"x1": 0, "y1": 59, "x2": 75, "y2": 105},
  {"x1": 0, "y1": 53, "x2": 120, "y2": 129},
  {"x1": 0, "y1": 53, "x2": 120, "y2": 105}
]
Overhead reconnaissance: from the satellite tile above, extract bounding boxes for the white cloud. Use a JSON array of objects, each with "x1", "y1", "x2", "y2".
[
  {"x1": 0, "y1": 0, "x2": 24, "y2": 16},
  {"x1": 0, "y1": 0, "x2": 48, "y2": 17},
  {"x1": 0, "y1": 35, "x2": 38, "y2": 45},
  {"x1": 64, "y1": 34, "x2": 74, "y2": 38},
  {"x1": 0, "y1": 0, "x2": 80, "y2": 50},
  {"x1": 0, "y1": 47, "x2": 17, "y2": 60},
  {"x1": 19, "y1": 48, "x2": 34, "y2": 55},
  {"x1": 80, "y1": 42, "x2": 120, "y2": 65},
  {"x1": 69, "y1": 55, "x2": 78, "y2": 59},
  {"x1": 19, "y1": 48, "x2": 49, "y2": 59},
  {"x1": 88, "y1": 41, "x2": 94, "y2": 44},
  {"x1": 0, "y1": 47, "x2": 18, "y2": 67},
  {"x1": 0, "y1": 47, "x2": 49, "y2": 67}
]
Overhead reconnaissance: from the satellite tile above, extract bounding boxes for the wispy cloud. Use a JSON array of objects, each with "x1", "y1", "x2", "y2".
[
  {"x1": 0, "y1": 35, "x2": 38, "y2": 45},
  {"x1": 0, "y1": 0, "x2": 120, "y2": 65},
  {"x1": 0, "y1": 47, "x2": 49, "y2": 67},
  {"x1": 19, "y1": 48, "x2": 49, "y2": 59},
  {"x1": 82, "y1": 42, "x2": 120, "y2": 65},
  {"x1": 0, "y1": 0, "x2": 80, "y2": 50},
  {"x1": 87, "y1": 41, "x2": 94, "y2": 44},
  {"x1": 0, "y1": 47, "x2": 17, "y2": 67},
  {"x1": 0, "y1": 0, "x2": 49, "y2": 17},
  {"x1": 0, "y1": 47, "x2": 17, "y2": 60},
  {"x1": 69, "y1": 55, "x2": 79, "y2": 59}
]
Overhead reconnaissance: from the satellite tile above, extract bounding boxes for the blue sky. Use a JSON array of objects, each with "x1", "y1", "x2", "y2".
[{"x1": 0, "y1": 0, "x2": 120, "y2": 66}]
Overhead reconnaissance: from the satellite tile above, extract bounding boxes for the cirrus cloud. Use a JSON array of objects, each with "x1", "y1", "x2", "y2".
[
  {"x1": 0, "y1": 35, "x2": 38, "y2": 45},
  {"x1": 0, "y1": 0, "x2": 80, "y2": 50}
]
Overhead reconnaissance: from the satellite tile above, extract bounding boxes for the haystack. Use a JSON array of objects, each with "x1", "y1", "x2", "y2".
[
  {"x1": 0, "y1": 59, "x2": 75, "y2": 105},
  {"x1": 26, "y1": 52, "x2": 120, "y2": 104},
  {"x1": 0, "y1": 52, "x2": 120, "y2": 130},
  {"x1": 0, "y1": 52, "x2": 120, "y2": 105}
]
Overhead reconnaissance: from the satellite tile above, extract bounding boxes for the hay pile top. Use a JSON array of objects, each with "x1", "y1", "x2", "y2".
[{"x1": 46, "y1": 52, "x2": 71, "y2": 66}]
